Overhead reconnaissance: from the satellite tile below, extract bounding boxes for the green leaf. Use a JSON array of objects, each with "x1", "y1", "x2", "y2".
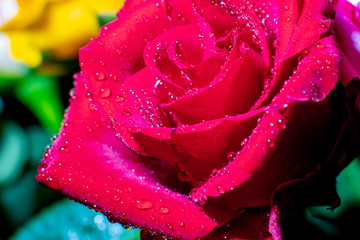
[
  {"x1": 0, "y1": 120, "x2": 28, "y2": 185},
  {"x1": 25, "y1": 125, "x2": 51, "y2": 167},
  {"x1": 97, "y1": 13, "x2": 117, "y2": 27},
  {"x1": 306, "y1": 158, "x2": 360, "y2": 237},
  {"x1": 14, "y1": 74, "x2": 63, "y2": 133},
  {"x1": 10, "y1": 200, "x2": 141, "y2": 240},
  {"x1": 0, "y1": 171, "x2": 39, "y2": 225}
]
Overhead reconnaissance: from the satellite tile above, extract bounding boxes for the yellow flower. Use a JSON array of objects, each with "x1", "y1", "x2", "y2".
[{"x1": 0, "y1": 0, "x2": 124, "y2": 68}]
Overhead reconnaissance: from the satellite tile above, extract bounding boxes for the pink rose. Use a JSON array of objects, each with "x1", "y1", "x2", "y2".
[{"x1": 37, "y1": 0, "x2": 355, "y2": 239}]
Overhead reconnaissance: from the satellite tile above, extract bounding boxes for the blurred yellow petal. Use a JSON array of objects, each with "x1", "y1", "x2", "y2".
[
  {"x1": 1, "y1": 0, "x2": 47, "y2": 30},
  {"x1": 0, "y1": 33, "x2": 29, "y2": 77},
  {"x1": 7, "y1": 31, "x2": 43, "y2": 68},
  {"x1": 32, "y1": 0, "x2": 99, "y2": 59},
  {"x1": 82, "y1": 0, "x2": 124, "y2": 12}
]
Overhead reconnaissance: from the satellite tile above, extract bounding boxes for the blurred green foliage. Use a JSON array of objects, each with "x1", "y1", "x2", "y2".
[{"x1": 10, "y1": 199, "x2": 140, "y2": 240}]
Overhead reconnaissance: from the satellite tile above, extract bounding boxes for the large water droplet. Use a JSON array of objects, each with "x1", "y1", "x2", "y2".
[
  {"x1": 136, "y1": 199, "x2": 154, "y2": 210},
  {"x1": 178, "y1": 220, "x2": 185, "y2": 227},
  {"x1": 160, "y1": 206, "x2": 170, "y2": 214},
  {"x1": 227, "y1": 152, "x2": 237, "y2": 161},
  {"x1": 167, "y1": 223, "x2": 174, "y2": 230},
  {"x1": 116, "y1": 95, "x2": 125, "y2": 102},
  {"x1": 100, "y1": 88, "x2": 111, "y2": 98},
  {"x1": 96, "y1": 72, "x2": 106, "y2": 81}
]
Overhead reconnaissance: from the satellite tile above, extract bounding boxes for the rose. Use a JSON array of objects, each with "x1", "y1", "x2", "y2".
[
  {"x1": 335, "y1": 0, "x2": 360, "y2": 110},
  {"x1": 36, "y1": 0, "x2": 348, "y2": 239}
]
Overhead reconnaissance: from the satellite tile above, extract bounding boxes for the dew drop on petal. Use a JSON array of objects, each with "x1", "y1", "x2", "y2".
[
  {"x1": 227, "y1": 152, "x2": 237, "y2": 161},
  {"x1": 178, "y1": 220, "x2": 185, "y2": 227},
  {"x1": 277, "y1": 118, "x2": 286, "y2": 129},
  {"x1": 266, "y1": 138, "x2": 275, "y2": 148},
  {"x1": 96, "y1": 72, "x2": 106, "y2": 81},
  {"x1": 216, "y1": 185, "x2": 226, "y2": 194},
  {"x1": 167, "y1": 223, "x2": 174, "y2": 230},
  {"x1": 100, "y1": 88, "x2": 111, "y2": 98},
  {"x1": 116, "y1": 95, "x2": 125, "y2": 102},
  {"x1": 160, "y1": 206, "x2": 170, "y2": 214},
  {"x1": 136, "y1": 199, "x2": 154, "y2": 210}
]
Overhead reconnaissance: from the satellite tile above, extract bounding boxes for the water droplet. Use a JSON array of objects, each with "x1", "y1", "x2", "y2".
[
  {"x1": 277, "y1": 118, "x2": 286, "y2": 129},
  {"x1": 67, "y1": 177, "x2": 75, "y2": 186},
  {"x1": 178, "y1": 220, "x2": 185, "y2": 227},
  {"x1": 100, "y1": 88, "x2": 111, "y2": 98},
  {"x1": 167, "y1": 223, "x2": 174, "y2": 230},
  {"x1": 241, "y1": 138, "x2": 248, "y2": 147},
  {"x1": 136, "y1": 199, "x2": 154, "y2": 210},
  {"x1": 69, "y1": 88, "x2": 75, "y2": 97},
  {"x1": 123, "y1": 110, "x2": 131, "y2": 116},
  {"x1": 116, "y1": 95, "x2": 125, "y2": 102},
  {"x1": 51, "y1": 134, "x2": 58, "y2": 142},
  {"x1": 59, "y1": 146, "x2": 69, "y2": 152},
  {"x1": 274, "y1": 208, "x2": 280, "y2": 214},
  {"x1": 45, "y1": 177, "x2": 61, "y2": 190},
  {"x1": 266, "y1": 138, "x2": 275, "y2": 148},
  {"x1": 96, "y1": 72, "x2": 106, "y2": 80},
  {"x1": 86, "y1": 126, "x2": 94, "y2": 132},
  {"x1": 227, "y1": 152, "x2": 237, "y2": 161},
  {"x1": 284, "y1": 5, "x2": 289, "y2": 10},
  {"x1": 315, "y1": 42, "x2": 326, "y2": 49},
  {"x1": 239, "y1": 43, "x2": 248, "y2": 54},
  {"x1": 160, "y1": 206, "x2": 170, "y2": 214},
  {"x1": 272, "y1": 40, "x2": 279, "y2": 48},
  {"x1": 38, "y1": 162, "x2": 48, "y2": 173},
  {"x1": 216, "y1": 185, "x2": 226, "y2": 194},
  {"x1": 177, "y1": 171, "x2": 187, "y2": 182}
]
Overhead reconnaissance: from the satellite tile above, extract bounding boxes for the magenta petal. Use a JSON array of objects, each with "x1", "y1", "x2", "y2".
[
  {"x1": 79, "y1": 0, "x2": 186, "y2": 130},
  {"x1": 273, "y1": 0, "x2": 298, "y2": 63},
  {"x1": 163, "y1": 39, "x2": 266, "y2": 125},
  {"x1": 36, "y1": 76, "x2": 217, "y2": 239},
  {"x1": 269, "y1": 204, "x2": 282, "y2": 240},
  {"x1": 171, "y1": 108, "x2": 263, "y2": 184},
  {"x1": 281, "y1": 0, "x2": 333, "y2": 61},
  {"x1": 274, "y1": 0, "x2": 335, "y2": 64},
  {"x1": 190, "y1": 106, "x2": 284, "y2": 204},
  {"x1": 274, "y1": 36, "x2": 341, "y2": 104}
]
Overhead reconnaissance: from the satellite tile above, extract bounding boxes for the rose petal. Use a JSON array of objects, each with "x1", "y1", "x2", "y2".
[
  {"x1": 274, "y1": 36, "x2": 341, "y2": 103},
  {"x1": 130, "y1": 108, "x2": 263, "y2": 185},
  {"x1": 193, "y1": 95, "x2": 339, "y2": 210},
  {"x1": 162, "y1": 37, "x2": 266, "y2": 125},
  {"x1": 273, "y1": 0, "x2": 298, "y2": 63},
  {"x1": 143, "y1": 24, "x2": 224, "y2": 90},
  {"x1": 254, "y1": 35, "x2": 341, "y2": 111},
  {"x1": 79, "y1": 0, "x2": 196, "y2": 132},
  {"x1": 170, "y1": 109, "x2": 264, "y2": 184},
  {"x1": 191, "y1": 35, "x2": 341, "y2": 207},
  {"x1": 36, "y1": 75, "x2": 217, "y2": 239},
  {"x1": 275, "y1": 0, "x2": 334, "y2": 63},
  {"x1": 193, "y1": 0, "x2": 270, "y2": 67},
  {"x1": 118, "y1": 0, "x2": 197, "y2": 25}
]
